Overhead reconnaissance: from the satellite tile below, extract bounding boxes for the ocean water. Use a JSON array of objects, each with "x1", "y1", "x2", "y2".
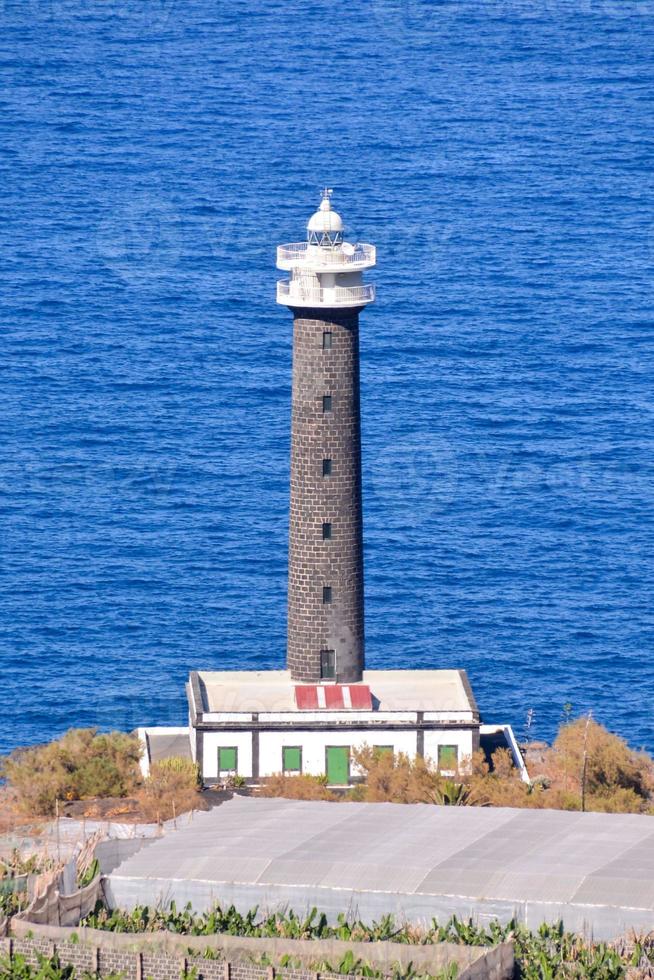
[{"x1": 2, "y1": 0, "x2": 654, "y2": 757}]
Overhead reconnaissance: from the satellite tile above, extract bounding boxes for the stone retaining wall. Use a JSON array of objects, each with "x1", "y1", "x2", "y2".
[{"x1": 2, "y1": 921, "x2": 514, "y2": 980}]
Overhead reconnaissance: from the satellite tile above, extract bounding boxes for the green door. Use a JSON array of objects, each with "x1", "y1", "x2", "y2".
[
  {"x1": 218, "y1": 746, "x2": 237, "y2": 774},
  {"x1": 283, "y1": 746, "x2": 302, "y2": 773},
  {"x1": 326, "y1": 746, "x2": 349, "y2": 785}
]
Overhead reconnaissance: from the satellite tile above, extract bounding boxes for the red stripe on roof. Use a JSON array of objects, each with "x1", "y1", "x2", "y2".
[
  {"x1": 294, "y1": 684, "x2": 372, "y2": 710},
  {"x1": 324, "y1": 685, "x2": 343, "y2": 709},
  {"x1": 349, "y1": 685, "x2": 373, "y2": 709},
  {"x1": 294, "y1": 686, "x2": 318, "y2": 709}
]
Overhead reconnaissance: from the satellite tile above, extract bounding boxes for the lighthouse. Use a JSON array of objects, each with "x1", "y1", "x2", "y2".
[
  {"x1": 174, "y1": 190, "x2": 484, "y2": 788},
  {"x1": 276, "y1": 190, "x2": 376, "y2": 684}
]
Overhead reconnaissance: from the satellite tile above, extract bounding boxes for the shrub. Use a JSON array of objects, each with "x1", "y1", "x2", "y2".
[
  {"x1": 430, "y1": 780, "x2": 479, "y2": 806},
  {"x1": 353, "y1": 721, "x2": 654, "y2": 814},
  {"x1": 350, "y1": 746, "x2": 487, "y2": 805},
  {"x1": 0, "y1": 729, "x2": 142, "y2": 816},
  {"x1": 463, "y1": 721, "x2": 654, "y2": 814},
  {"x1": 350, "y1": 746, "x2": 441, "y2": 803},
  {"x1": 535, "y1": 717, "x2": 654, "y2": 813},
  {"x1": 465, "y1": 748, "x2": 540, "y2": 809},
  {"x1": 258, "y1": 774, "x2": 336, "y2": 801},
  {"x1": 135, "y1": 756, "x2": 201, "y2": 822}
]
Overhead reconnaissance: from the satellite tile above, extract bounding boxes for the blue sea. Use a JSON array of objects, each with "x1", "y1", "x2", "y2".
[{"x1": 2, "y1": 0, "x2": 654, "y2": 757}]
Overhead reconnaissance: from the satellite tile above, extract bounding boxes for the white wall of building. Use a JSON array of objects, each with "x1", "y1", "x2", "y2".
[
  {"x1": 137, "y1": 728, "x2": 150, "y2": 778},
  {"x1": 200, "y1": 727, "x2": 476, "y2": 781},
  {"x1": 203, "y1": 712, "x2": 254, "y2": 723},
  {"x1": 258, "y1": 729, "x2": 420, "y2": 778},
  {"x1": 423, "y1": 711, "x2": 475, "y2": 724},
  {"x1": 137, "y1": 722, "x2": 476, "y2": 783},
  {"x1": 261, "y1": 711, "x2": 420, "y2": 724}
]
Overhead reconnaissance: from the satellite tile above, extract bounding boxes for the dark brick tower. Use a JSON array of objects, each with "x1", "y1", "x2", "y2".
[{"x1": 277, "y1": 191, "x2": 376, "y2": 683}]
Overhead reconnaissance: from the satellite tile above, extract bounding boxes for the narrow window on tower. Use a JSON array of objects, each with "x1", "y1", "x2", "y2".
[
  {"x1": 322, "y1": 458, "x2": 332, "y2": 477},
  {"x1": 322, "y1": 395, "x2": 332, "y2": 413},
  {"x1": 320, "y1": 649, "x2": 336, "y2": 680},
  {"x1": 322, "y1": 522, "x2": 332, "y2": 540},
  {"x1": 322, "y1": 585, "x2": 332, "y2": 604},
  {"x1": 322, "y1": 331, "x2": 332, "y2": 350}
]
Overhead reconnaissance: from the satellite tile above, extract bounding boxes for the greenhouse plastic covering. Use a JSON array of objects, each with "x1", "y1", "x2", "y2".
[
  {"x1": 104, "y1": 796, "x2": 654, "y2": 940},
  {"x1": 0, "y1": 813, "x2": 192, "y2": 864}
]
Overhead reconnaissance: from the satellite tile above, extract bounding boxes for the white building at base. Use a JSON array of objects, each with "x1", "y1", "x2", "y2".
[{"x1": 185, "y1": 668, "x2": 480, "y2": 785}]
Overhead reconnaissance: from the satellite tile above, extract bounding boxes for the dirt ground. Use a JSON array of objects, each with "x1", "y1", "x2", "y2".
[
  {"x1": 0, "y1": 785, "x2": 245, "y2": 842},
  {"x1": 0, "y1": 786, "x2": 38, "y2": 836}
]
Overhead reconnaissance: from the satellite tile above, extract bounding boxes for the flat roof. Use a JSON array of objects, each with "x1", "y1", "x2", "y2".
[
  {"x1": 146, "y1": 730, "x2": 191, "y2": 764},
  {"x1": 194, "y1": 669, "x2": 477, "y2": 715},
  {"x1": 105, "y1": 796, "x2": 654, "y2": 940}
]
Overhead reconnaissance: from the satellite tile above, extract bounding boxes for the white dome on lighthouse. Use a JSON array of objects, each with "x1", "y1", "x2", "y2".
[
  {"x1": 306, "y1": 188, "x2": 344, "y2": 243},
  {"x1": 307, "y1": 202, "x2": 344, "y2": 234}
]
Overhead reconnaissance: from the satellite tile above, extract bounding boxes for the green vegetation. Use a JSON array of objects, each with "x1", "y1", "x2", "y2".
[
  {"x1": 300, "y1": 717, "x2": 653, "y2": 814},
  {"x1": 0, "y1": 888, "x2": 27, "y2": 918},
  {"x1": 0, "y1": 851, "x2": 40, "y2": 918},
  {"x1": 79, "y1": 902, "x2": 654, "y2": 977},
  {"x1": 0, "y1": 729, "x2": 201, "y2": 821},
  {"x1": 0, "y1": 851, "x2": 54, "y2": 880},
  {"x1": 270, "y1": 951, "x2": 458, "y2": 980},
  {"x1": 0, "y1": 952, "x2": 123, "y2": 980},
  {"x1": 76, "y1": 858, "x2": 100, "y2": 890},
  {"x1": 135, "y1": 756, "x2": 201, "y2": 822},
  {"x1": 0, "y1": 950, "x2": 452, "y2": 980},
  {"x1": 0, "y1": 729, "x2": 142, "y2": 816},
  {"x1": 1, "y1": 901, "x2": 653, "y2": 976}
]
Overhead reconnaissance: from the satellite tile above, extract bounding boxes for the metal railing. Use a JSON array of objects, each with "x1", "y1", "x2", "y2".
[
  {"x1": 277, "y1": 242, "x2": 376, "y2": 269},
  {"x1": 277, "y1": 280, "x2": 375, "y2": 307}
]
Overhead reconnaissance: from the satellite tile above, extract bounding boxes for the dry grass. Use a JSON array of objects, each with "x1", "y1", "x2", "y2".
[
  {"x1": 135, "y1": 757, "x2": 202, "y2": 822},
  {"x1": 0, "y1": 729, "x2": 142, "y2": 817},
  {"x1": 259, "y1": 718, "x2": 654, "y2": 814},
  {"x1": 0, "y1": 786, "x2": 44, "y2": 837},
  {"x1": 528, "y1": 716, "x2": 654, "y2": 813},
  {"x1": 0, "y1": 730, "x2": 205, "y2": 824},
  {"x1": 258, "y1": 774, "x2": 337, "y2": 801}
]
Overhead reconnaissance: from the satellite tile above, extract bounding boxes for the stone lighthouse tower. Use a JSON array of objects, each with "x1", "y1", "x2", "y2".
[
  {"x1": 182, "y1": 191, "x2": 481, "y2": 785},
  {"x1": 277, "y1": 190, "x2": 376, "y2": 684}
]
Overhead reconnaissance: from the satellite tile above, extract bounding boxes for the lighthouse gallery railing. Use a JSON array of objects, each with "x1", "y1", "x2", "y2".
[
  {"x1": 277, "y1": 281, "x2": 375, "y2": 307},
  {"x1": 277, "y1": 243, "x2": 376, "y2": 269}
]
